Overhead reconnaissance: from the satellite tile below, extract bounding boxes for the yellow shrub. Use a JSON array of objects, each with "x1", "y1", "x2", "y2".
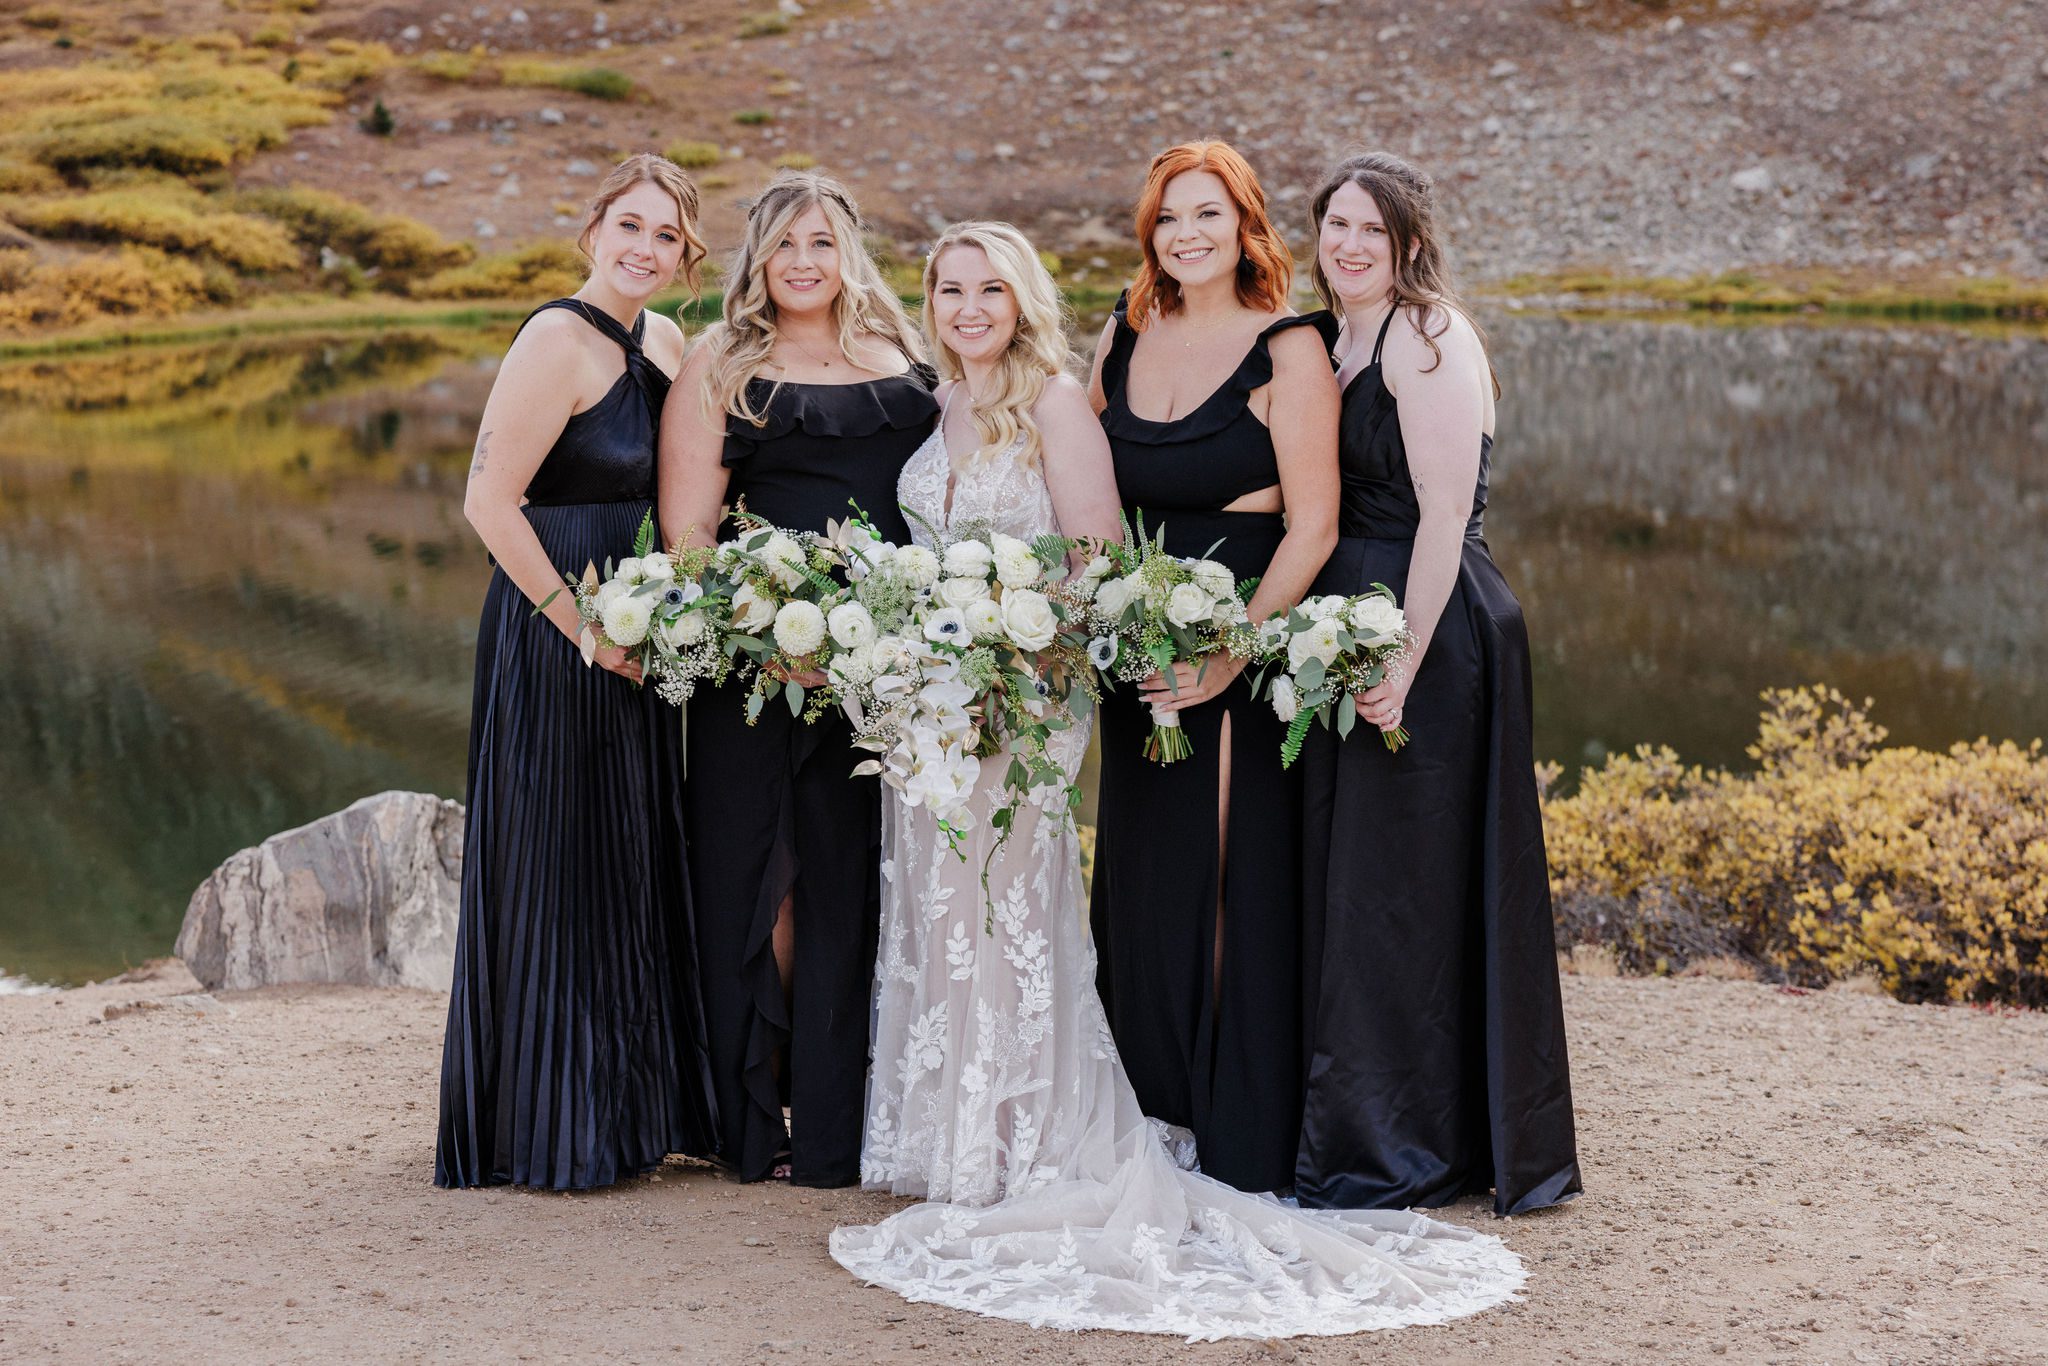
[
  {"x1": 501, "y1": 61, "x2": 633, "y2": 101},
  {"x1": 0, "y1": 245, "x2": 212, "y2": 332},
  {"x1": 0, "y1": 157, "x2": 60, "y2": 193},
  {"x1": 6, "y1": 185, "x2": 303, "y2": 273},
  {"x1": 771, "y1": 152, "x2": 816, "y2": 171},
  {"x1": 0, "y1": 56, "x2": 335, "y2": 176},
  {"x1": 416, "y1": 49, "x2": 489, "y2": 83},
  {"x1": 410, "y1": 239, "x2": 585, "y2": 299},
  {"x1": 665, "y1": 140, "x2": 721, "y2": 169},
  {"x1": 237, "y1": 185, "x2": 470, "y2": 276},
  {"x1": 1545, "y1": 686, "x2": 2048, "y2": 1006}
]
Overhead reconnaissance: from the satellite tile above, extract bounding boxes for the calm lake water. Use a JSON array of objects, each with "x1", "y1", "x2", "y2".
[{"x1": 3, "y1": 313, "x2": 2043, "y2": 986}]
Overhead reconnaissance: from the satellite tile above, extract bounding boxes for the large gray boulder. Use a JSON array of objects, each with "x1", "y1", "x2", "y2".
[{"x1": 176, "y1": 792, "x2": 464, "y2": 992}]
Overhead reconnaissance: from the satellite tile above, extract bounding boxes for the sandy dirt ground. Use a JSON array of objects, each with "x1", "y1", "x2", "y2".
[{"x1": 4, "y1": 960, "x2": 2045, "y2": 1366}]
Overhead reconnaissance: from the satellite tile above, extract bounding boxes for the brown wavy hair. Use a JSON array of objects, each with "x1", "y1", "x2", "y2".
[
  {"x1": 576, "y1": 152, "x2": 708, "y2": 296},
  {"x1": 1308, "y1": 150, "x2": 1498, "y2": 396},
  {"x1": 1126, "y1": 140, "x2": 1292, "y2": 330}
]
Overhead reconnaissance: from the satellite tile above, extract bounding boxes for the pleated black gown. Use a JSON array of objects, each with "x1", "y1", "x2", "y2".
[
  {"x1": 436, "y1": 300, "x2": 716, "y2": 1191},
  {"x1": 1295, "y1": 307, "x2": 1581, "y2": 1217},
  {"x1": 686, "y1": 371, "x2": 937, "y2": 1187},
  {"x1": 1090, "y1": 297, "x2": 1338, "y2": 1194}
]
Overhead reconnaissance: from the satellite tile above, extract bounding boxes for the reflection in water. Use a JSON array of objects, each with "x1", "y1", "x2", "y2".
[{"x1": 1, "y1": 316, "x2": 2042, "y2": 984}]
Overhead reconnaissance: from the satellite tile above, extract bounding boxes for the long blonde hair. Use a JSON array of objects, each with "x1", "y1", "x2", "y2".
[
  {"x1": 920, "y1": 221, "x2": 1068, "y2": 471},
  {"x1": 577, "y1": 152, "x2": 708, "y2": 296},
  {"x1": 700, "y1": 170, "x2": 923, "y2": 425}
]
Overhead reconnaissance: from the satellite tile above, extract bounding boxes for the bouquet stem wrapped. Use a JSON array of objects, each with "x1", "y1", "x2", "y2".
[
  {"x1": 1249, "y1": 584, "x2": 1418, "y2": 767},
  {"x1": 1077, "y1": 513, "x2": 1258, "y2": 765}
]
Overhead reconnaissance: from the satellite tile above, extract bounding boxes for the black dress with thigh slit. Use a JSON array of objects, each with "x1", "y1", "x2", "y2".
[
  {"x1": 685, "y1": 371, "x2": 938, "y2": 1187},
  {"x1": 1090, "y1": 295, "x2": 1337, "y2": 1194},
  {"x1": 437, "y1": 299, "x2": 717, "y2": 1190},
  {"x1": 1294, "y1": 307, "x2": 1581, "y2": 1217}
]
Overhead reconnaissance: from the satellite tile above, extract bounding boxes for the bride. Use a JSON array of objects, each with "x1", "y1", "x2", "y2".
[{"x1": 828, "y1": 222, "x2": 1526, "y2": 1339}]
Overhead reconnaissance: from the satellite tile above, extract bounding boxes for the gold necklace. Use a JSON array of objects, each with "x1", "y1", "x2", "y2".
[
  {"x1": 1174, "y1": 308, "x2": 1235, "y2": 351},
  {"x1": 780, "y1": 332, "x2": 844, "y2": 370}
]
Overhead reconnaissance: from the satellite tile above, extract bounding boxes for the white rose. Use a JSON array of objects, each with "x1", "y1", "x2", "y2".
[
  {"x1": 1287, "y1": 617, "x2": 1346, "y2": 670},
  {"x1": 934, "y1": 576, "x2": 992, "y2": 611},
  {"x1": 638, "y1": 551, "x2": 673, "y2": 582},
  {"x1": 660, "y1": 610, "x2": 708, "y2": 648},
  {"x1": 864, "y1": 638, "x2": 908, "y2": 676},
  {"x1": 893, "y1": 544, "x2": 941, "y2": 589},
  {"x1": 1165, "y1": 582, "x2": 1215, "y2": 629},
  {"x1": 613, "y1": 556, "x2": 645, "y2": 586},
  {"x1": 942, "y1": 538, "x2": 995, "y2": 579},
  {"x1": 593, "y1": 577, "x2": 632, "y2": 609},
  {"x1": 1081, "y1": 555, "x2": 1115, "y2": 583},
  {"x1": 1000, "y1": 588, "x2": 1058, "y2": 652},
  {"x1": 1190, "y1": 559, "x2": 1235, "y2": 601},
  {"x1": 1347, "y1": 594, "x2": 1407, "y2": 644},
  {"x1": 762, "y1": 531, "x2": 808, "y2": 589},
  {"x1": 922, "y1": 606, "x2": 969, "y2": 645},
  {"x1": 827, "y1": 649, "x2": 874, "y2": 687},
  {"x1": 964, "y1": 598, "x2": 1005, "y2": 641},
  {"x1": 990, "y1": 533, "x2": 1040, "y2": 589},
  {"x1": 600, "y1": 593, "x2": 652, "y2": 646},
  {"x1": 827, "y1": 601, "x2": 877, "y2": 650},
  {"x1": 1092, "y1": 577, "x2": 1136, "y2": 620},
  {"x1": 1210, "y1": 595, "x2": 1243, "y2": 627},
  {"x1": 1304, "y1": 594, "x2": 1348, "y2": 622},
  {"x1": 728, "y1": 582, "x2": 775, "y2": 634},
  {"x1": 1270, "y1": 674, "x2": 1300, "y2": 723},
  {"x1": 772, "y1": 599, "x2": 826, "y2": 657}
]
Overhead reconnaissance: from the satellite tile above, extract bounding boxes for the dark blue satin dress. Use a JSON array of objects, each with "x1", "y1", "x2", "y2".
[
  {"x1": 1295, "y1": 306, "x2": 1581, "y2": 1217},
  {"x1": 1091, "y1": 296, "x2": 1338, "y2": 1194},
  {"x1": 436, "y1": 299, "x2": 716, "y2": 1190},
  {"x1": 685, "y1": 370, "x2": 938, "y2": 1187}
]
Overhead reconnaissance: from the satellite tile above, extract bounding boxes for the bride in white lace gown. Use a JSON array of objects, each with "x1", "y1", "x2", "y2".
[{"x1": 829, "y1": 222, "x2": 1526, "y2": 1339}]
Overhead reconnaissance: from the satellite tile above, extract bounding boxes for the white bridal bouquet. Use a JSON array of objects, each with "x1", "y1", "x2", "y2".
[
  {"x1": 551, "y1": 511, "x2": 732, "y2": 706},
  {"x1": 1249, "y1": 584, "x2": 1417, "y2": 767},
  {"x1": 1080, "y1": 514, "x2": 1257, "y2": 763},
  {"x1": 822, "y1": 509, "x2": 1096, "y2": 930}
]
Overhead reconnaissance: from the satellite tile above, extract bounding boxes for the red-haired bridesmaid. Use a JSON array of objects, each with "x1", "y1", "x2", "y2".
[{"x1": 1085, "y1": 141, "x2": 1339, "y2": 1193}]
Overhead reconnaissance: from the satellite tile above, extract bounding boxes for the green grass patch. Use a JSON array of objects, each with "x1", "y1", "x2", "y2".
[
  {"x1": 1489, "y1": 269, "x2": 2048, "y2": 322},
  {"x1": 731, "y1": 109, "x2": 773, "y2": 126},
  {"x1": 410, "y1": 240, "x2": 588, "y2": 300},
  {"x1": 502, "y1": 61, "x2": 634, "y2": 101}
]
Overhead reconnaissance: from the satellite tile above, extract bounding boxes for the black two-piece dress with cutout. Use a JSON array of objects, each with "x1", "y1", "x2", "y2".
[
  {"x1": 1294, "y1": 306, "x2": 1581, "y2": 1217},
  {"x1": 685, "y1": 369, "x2": 938, "y2": 1187},
  {"x1": 437, "y1": 299, "x2": 716, "y2": 1190},
  {"x1": 1090, "y1": 296, "x2": 1338, "y2": 1194}
]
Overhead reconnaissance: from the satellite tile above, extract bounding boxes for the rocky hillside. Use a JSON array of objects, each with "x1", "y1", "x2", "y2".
[
  {"x1": 246, "y1": 0, "x2": 2048, "y2": 277},
  {"x1": 1, "y1": 0, "x2": 2043, "y2": 330}
]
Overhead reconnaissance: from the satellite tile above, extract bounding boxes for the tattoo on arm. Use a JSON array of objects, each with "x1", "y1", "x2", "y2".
[{"x1": 469, "y1": 430, "x2": 492, "y2": 478}]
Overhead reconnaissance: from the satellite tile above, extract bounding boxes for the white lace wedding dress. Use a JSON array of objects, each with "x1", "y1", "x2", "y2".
[{"x1": 828, "y1": 408, "x2": 1526, "y2": 1340}]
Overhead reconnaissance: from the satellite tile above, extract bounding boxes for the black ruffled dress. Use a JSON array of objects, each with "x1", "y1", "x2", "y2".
[
  {"x1": 1294, "y1": 306, "x2": 1581, "y2": 1217},
  {"x1": 437, "y1": 299, "x2": 716, "y2": 1190},
  {"x1": 685, "y1": 370, "x2": 938, "y2": 1186}
]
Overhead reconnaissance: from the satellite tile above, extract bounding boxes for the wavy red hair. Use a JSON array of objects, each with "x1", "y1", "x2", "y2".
[{"x1": 1125, "y1": 141, "x2": 1292, "y2": 330}]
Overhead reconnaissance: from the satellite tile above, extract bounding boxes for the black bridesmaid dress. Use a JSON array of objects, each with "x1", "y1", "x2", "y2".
[
  {"x1": 1295, "y1": 306, "x2": 1581, "y2": 1217},
  {"x1": 437, "y1": 299, "x2": 716, "y2": 1190},
  {"x1": 686, "y1": 370, "x2": 937, "y2": 1187},
  {"x1": 1090, "y1": 295, "x2": 1338, "y2": 1194}
]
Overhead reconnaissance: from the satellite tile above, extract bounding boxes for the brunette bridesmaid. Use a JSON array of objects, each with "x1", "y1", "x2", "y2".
[
  {"x1": 1085, "y1": 142, "x2": 1340, "y2": 1194},
  {"x1": 438, "y1": 153, "x2": 717, "y2": 1190},
  {"x1": 1294, "y1": 152, "x2": 1581, "y2": 1216},
  {"x1": 660, "y1": 171, "x2": 937, "y2": 1187}
]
